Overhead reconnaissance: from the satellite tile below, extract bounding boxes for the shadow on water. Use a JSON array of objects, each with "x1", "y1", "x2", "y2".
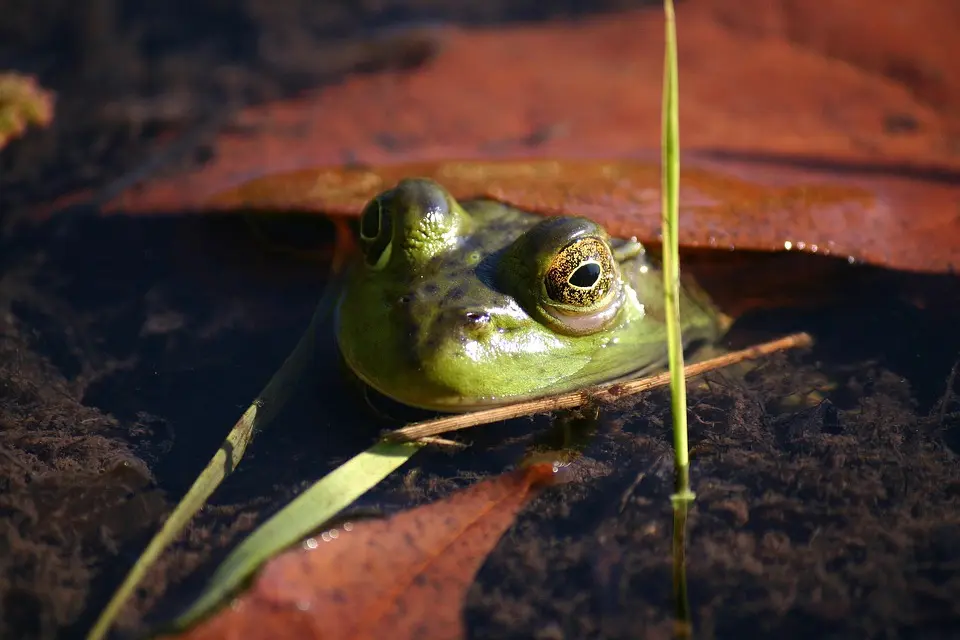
[{"x1": 2, "y1": 209, "x2": 958, "y2": 639}]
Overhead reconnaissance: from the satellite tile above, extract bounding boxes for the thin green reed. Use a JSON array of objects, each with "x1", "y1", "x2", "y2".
[{"x1": 660, "y1": 0, "x2": 693, "y2": 502}]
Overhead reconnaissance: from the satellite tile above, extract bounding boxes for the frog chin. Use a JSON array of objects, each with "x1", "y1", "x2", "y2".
[{"x1": 416, "y1": 329, "x2": 591, "y2": 405}]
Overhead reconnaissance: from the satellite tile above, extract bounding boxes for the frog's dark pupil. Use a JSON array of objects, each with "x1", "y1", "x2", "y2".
[
  {"x1": 360, "y1": 202, "x2": 381, "y2": 239},
  {"x1": 569, "y1": 262, "x2": 601, "y2": 288}
]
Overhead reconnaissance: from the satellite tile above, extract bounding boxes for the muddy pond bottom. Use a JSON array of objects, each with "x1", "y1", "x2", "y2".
[{"x1": 1, "y1": 213, "x2": 958, "y2": 639}]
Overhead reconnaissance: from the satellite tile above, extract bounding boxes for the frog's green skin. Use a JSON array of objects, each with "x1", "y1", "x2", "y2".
[{"x1": 335, "y1": 178, "x2": 723, "y2": 412}]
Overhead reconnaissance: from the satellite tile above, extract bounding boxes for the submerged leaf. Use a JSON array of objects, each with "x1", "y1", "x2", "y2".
[
  {"x1": 89, "y1": 0, "x2": 960, "y2": 198},
  {"x1": 49, "y1": 2, "x2": 960, "y2": 274},
  {"x1": 167, "y1": 463, "x2": 559, "y2": 640},
  {"x1": 173, "y1": 441, "x2": 423, "y2": 630}
]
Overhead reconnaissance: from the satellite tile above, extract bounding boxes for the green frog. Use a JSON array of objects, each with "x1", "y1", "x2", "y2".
[{"x1": 335, "y1": 178, "x2": 723, "y2": 412}]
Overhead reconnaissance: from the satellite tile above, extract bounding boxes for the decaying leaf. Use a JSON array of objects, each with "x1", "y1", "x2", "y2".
[
  {"x1": 47, "y1": 0, "x2": 960, "y2": 274},
  {"x1": 167, "y1": 463, "x2": 558, "y2": 640},
  {"x1": 0, "y1": 72, "x2": 54, "y2": 149},
  {"x1": 199, "y1": 156, "x2": 960, "y2": 274},
  {"x1": 92, "y1": 0, "x2": 960, "y2": 185}
]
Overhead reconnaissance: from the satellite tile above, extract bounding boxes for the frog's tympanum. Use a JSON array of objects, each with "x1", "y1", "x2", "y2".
[{"x1": 335, "y1": 178, "x2": 723, "y2": 412}]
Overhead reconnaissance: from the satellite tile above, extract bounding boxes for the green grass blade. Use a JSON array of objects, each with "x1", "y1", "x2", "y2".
[
  {"x1": 660, "y1": 0, "x2": 694, "y2": 503},
  {"x1": 87, "y1": 250, "x2": 346, "y2": 640},
  {"x1": 171, "y1": 440, "x2": 424, "y2": 630}
]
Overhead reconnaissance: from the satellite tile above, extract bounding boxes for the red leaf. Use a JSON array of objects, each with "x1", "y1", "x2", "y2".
[
  {"x1": 169, "y1": 463, "x2": 558, "y2": 640},
  {"x1": 200, "y1": 156, "x2": 960, "y2": 274},
  {"x1": 49, "y1": 0, "x2": 960, "y2": 273}
]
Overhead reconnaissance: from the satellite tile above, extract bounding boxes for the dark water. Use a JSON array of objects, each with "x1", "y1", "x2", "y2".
[
  {"x1": 1, "y1": 2, "x2": 959, "y2": 639},
  {"x1": 2, "y1": 210, "x2": 958, "y2": 640}
]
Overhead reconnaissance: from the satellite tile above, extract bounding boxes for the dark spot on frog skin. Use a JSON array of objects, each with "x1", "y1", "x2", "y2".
[{"x1": 421, "y1": 335, "x2": 441, "y2": 353}]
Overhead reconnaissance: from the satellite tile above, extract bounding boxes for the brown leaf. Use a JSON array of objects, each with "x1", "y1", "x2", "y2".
[
  {"x1": 199, "y1": 156, "x2": 959, "y2": 274},
  {"x1": 51, "y1": 0, "x2": 960, "y2": 273},
  {"x1": 169, "y1": 463, "x2": 558, "y2": 640}
]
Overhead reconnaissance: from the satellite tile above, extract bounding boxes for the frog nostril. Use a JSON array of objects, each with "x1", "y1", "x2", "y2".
[{"x1": 464, "y1": 311, "x2": 490, "y2": 325}]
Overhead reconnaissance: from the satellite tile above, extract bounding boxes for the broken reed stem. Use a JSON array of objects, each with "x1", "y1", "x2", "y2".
[{"x1": 388, "y1": 332, "x2": 813, "y2": 443}]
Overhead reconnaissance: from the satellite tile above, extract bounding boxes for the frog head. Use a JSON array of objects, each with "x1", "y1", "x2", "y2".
[{"x1": 335, "y1": 178, "x2": 720, "y2": 411}]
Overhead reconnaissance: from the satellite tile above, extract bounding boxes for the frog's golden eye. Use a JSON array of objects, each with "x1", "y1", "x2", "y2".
[
  {"x1": 359, "y1": 198, "x2": 393, "y2": 269},
  {"x1": 544, "y1": 236, "x2": 616, "y2": 309}
]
